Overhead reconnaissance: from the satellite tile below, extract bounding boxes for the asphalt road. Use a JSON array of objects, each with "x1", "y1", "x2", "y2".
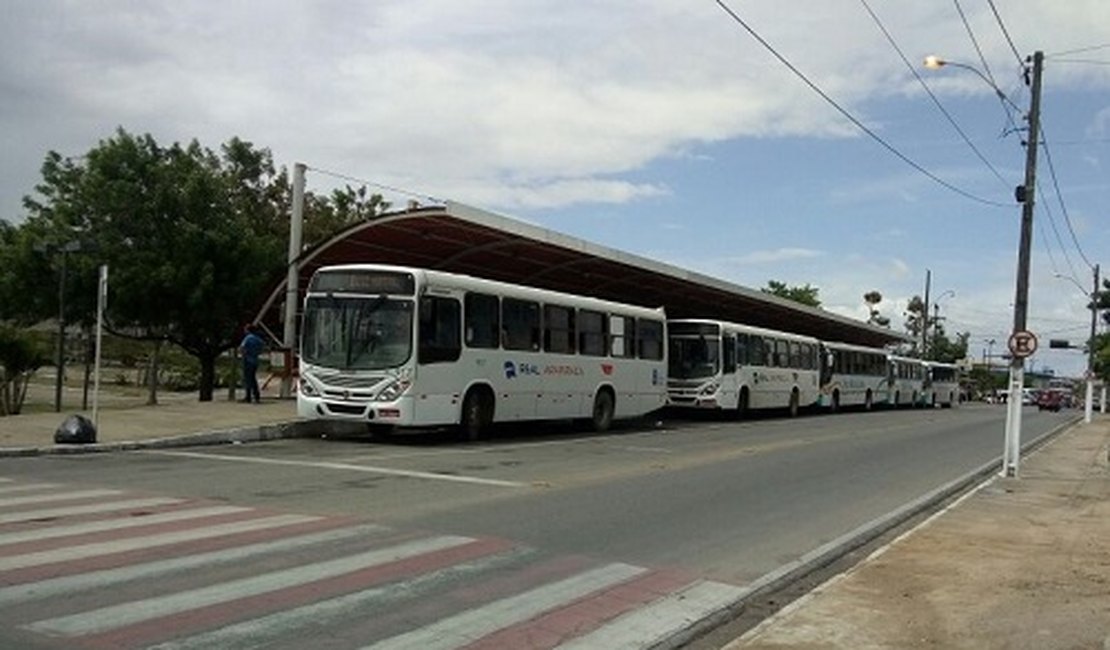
[{"x1": 0, "y1": 404, "x2": 1068, "y2": 648}]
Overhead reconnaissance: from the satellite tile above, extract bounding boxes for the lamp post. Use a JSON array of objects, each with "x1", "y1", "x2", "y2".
[{"x1": 926, "y1": 51, "x2": 1044, "y2": 477}]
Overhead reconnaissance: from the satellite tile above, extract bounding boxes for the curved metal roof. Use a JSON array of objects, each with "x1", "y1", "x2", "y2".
[{"x1": 257, "y1": 201, "x2": 907, "y2": 348}]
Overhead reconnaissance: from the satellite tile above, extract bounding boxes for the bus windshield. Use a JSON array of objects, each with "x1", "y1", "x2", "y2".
[
  {"x1": 668, "y1": 335, "x2": 720, "y2": 380},
  {"x1": 302, "y1": 295, "x2": 414, "y2": 370}
]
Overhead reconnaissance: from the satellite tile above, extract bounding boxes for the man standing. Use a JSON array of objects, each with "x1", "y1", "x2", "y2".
[{"x1": 239, "y1": 324, "x2": 265, "y2": 404}]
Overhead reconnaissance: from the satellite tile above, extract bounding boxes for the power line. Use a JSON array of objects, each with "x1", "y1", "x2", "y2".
[
  {"x1": 860, "y1": 0, "x2": 1009, "y2": 190},
  {"x1": 1048, "y1": 43, "x2": 1110, "y2": 57},
  {"x1": 304, "y1": 166, "x2": 443, "y2": 204},
  {"x1": 1039, "y1": 129, "x2": 1094, "y2": 269},
  {"x1": 712, "y1": 0, "x2": 1010, "y2": 208},
  {"x1": 985, "y1": 0, "x2": 1025, "y2": 66},
  {"x1": 952, "y1": 0, "x2": 998, "y2": 87}
]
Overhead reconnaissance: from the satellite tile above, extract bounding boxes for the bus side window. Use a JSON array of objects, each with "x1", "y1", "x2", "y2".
[
  {"x1": 578, "y1": 309, "x2": 606, "y2": 356},
  {"x1": 750, "y1": 335, "x2": 765, "y2": 366},
  {"x1": 723, "y1": 334, "x2": 737, "y2": 373},
  {"x1": 418, "y1": 296, "x2": 461, "y2": 364},
  {"x1": 610, "y1": 315, "x2": 635, "y2": 358},
  {"x1": 503, "y1": 298, "x2": 540, "y2": 351},
  {"x1": 464, "y1": 292, "x2": 500, "y2": 349},
  {"x1": 637, "y1": 319, "x2": 664, "y2": 361},
  {"x1": 543, "y1": 304, "x2": 576, "y2": 354},
  {"x1": 737, "y1": 333, "x2": 750, "y2": 366}
]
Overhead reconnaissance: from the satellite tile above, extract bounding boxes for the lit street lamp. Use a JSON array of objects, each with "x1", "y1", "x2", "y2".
[{"x1": 926, "y1": 51, "x2": 1044, "y2": 478}]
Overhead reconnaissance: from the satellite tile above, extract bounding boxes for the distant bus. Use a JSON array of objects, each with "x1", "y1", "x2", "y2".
[
  {"x1": 819, "y1": 341, "x2": 889, "y2": 411},
  {"x1": 298, "y1": 264, "x2": 668, "y2": 439},
  {"x1": 667, "y1": 319, "x2": 821, "y2": 417},
  {"x1": 886, "y1": 355, "x2": 925, "y2": 408},
  {"x1": 923, "y1": 361, "x2": 961, "y2": 408}
]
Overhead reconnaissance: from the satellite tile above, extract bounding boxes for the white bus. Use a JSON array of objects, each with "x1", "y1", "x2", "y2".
[
  {"x1": 886, "y1": 355, "x2": 925, "y2": 408},
  {"x1": 819, "y1": 341, "x2": 890, "y2": 411},
  {"x1": 298, "y1": 264, "x2": 668, "y2": 439},
  {"x1": 667, "y1": 319, "x2": 821, "y2": 417},
  {"x1": 923, "y1": 361, "x2": 961, "y2": 408}
]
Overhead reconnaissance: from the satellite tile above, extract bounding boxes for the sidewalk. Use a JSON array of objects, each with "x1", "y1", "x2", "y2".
[
  {"x1": 724, "y1": 415, "x2": 1110, "y2": 650},
  {"x1": 0, "y1": 380, "x2": 309, "y2": 455}
]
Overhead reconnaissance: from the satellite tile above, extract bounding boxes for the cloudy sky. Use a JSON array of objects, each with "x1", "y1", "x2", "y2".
[{"x1": 3, "y1": 1, "x2": 1109, "y2": 376}]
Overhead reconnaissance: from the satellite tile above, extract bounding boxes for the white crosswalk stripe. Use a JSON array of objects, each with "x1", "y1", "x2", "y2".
[
  {"x1": 0, "y1": 497, "x2": 185, "y2": 525},
  {"x1": 363, "y1": 563, "x2": 648, "y2": 650},
  {"x1": 25, "y1": 535, "x2": 476, "y2": 637},
  {"x1": 0, "y1": 513, "x2": 322, "y2": 571},
  {"x1": 0, "y1": 505, "x2": 251, "y2": 546},
  {"x1": 0, "y1": 488, "x2": 124, "y2": 508}
]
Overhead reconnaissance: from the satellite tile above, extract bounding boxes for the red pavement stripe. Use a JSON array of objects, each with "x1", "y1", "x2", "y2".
[
  {"x1": 0, "y1": 505, "x2": 263, "y2": 555},
  {"x1": 41, "y1": 536, "x2": 515, "y2": 650},
  {"x1": 461, "y1": 569, "x2": 696, "y2": 650},
  {"x1": 0, "y1": 515, "x2": 369, "y2": 586}
]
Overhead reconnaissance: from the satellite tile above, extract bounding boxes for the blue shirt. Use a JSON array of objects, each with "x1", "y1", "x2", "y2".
[{"x1": 240, "y1": 332, "x2": 265, "y2": 364}]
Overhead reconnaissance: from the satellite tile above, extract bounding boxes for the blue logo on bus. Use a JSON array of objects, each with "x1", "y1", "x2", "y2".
[{"x1": 504, "y1": 361, "x2": 517, "y2": 379}]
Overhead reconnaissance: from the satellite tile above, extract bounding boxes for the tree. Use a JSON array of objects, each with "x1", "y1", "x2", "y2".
[
  {"x1": 0, "y1": 326, "x2": 47, "y2": 416},
  {"x1": 301, "y1": 185, "x2": 390, "y2": 249},
  {"x1": 902, "y1": 295, "x2": 927, "y2": 356},
  {"x1": 762, "y1": 280, "x2": 821, "y2": 308},
  {"x1": 20, "y1": 129, "x2": 289, "y2": 401},
  {"x1": 863, "y1": 290, "x2": 890, "y2": 327}
]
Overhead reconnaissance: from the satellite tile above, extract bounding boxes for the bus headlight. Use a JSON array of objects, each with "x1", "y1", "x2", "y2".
[
  {"x1": 300, "y1": 380, "x2": 320, "y2": 397},
  {"x1": 376, "y1": 379, "x2": 411, "y2": 402},
  {"x1": 699, "y1": 382, "x2": 720, "y2": 396}
]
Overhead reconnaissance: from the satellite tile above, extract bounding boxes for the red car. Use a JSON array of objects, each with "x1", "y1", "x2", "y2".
[{"x1": 1037, "y1": 390, "x2": 1064, "y2": 412}]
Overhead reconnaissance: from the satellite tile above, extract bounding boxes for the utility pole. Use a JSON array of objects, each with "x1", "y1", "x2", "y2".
[
  {"x1": 281, "y1": 162, "x2": 306, "y2": 399},
  {"x1": 922, "y1": 269, "x2": 931, "y2": 359},
  {"x1": 1085, "y1": 263, "x2": 1100, "y2": 424},
  {"x1": 1002, "y1": 51, "x2": 1043, "y2": 478}
]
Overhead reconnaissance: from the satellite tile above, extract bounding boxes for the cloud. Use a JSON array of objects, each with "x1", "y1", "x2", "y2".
[{"x1": 731, "y1": 248, "x2": 825, "y2": 265}]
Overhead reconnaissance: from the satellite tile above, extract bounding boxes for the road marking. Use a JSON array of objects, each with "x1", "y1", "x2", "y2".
[
  {"x1": 555, "y1": 580, "x2": 744, "y2": 649},
  {"x1": 0, "y1": 488, "x2": 124, "y2": 508},
  {"x1": 0, "y1": 482, "x2": 60, "y2": 495},
  {"x1": 0, "y1": 505, "x2": 251, "y2": 546},
  {"x1": 0, "y1": 497, "x2": 185, "y2": 525},
  {"x1": 0, "y1": 523, "x2": 387, "y2": 605},
  {"x1": 363, "y1": 562, "x2": 647, "y2": 650},
  {"x1": 144, "y1": 547, "x2": 534, "y2": 650},
  {"x1": 25, "y1": 534, "x2": 476, "y2": 637},
  {"x1": 0, "y1": 513, "x2": 321, "y2": 571},
  {"x1": 143, "y1": 450, "x2": 528, "y2": 488}
]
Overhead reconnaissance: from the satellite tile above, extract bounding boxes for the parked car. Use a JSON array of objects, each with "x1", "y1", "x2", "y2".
[{"x1": 1037, "y1": 390, "x2": 1064, "y2": 412}]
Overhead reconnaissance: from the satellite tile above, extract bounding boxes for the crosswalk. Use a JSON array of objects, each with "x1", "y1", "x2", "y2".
[{"x1": 0, "y1": 476, "x2": 745, "y2": 649}]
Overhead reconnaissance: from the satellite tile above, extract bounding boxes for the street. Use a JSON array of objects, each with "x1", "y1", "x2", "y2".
[{"x1": 0, "y1": 405, "x2": 1066, "y2": 648}]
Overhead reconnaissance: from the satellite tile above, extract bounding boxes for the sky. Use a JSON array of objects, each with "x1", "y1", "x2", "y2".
[{"x1": 2, "y1": 1, "x2": 1109, "y2": 377}]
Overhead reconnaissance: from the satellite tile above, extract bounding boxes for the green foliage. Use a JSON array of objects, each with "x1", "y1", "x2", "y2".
[
  {"x1": 863, "y1": 290, "x2": 890, "y2": 327},
  {"x1": 0, "y1": 326, "x2": 49, "y2": 415},
  {"x1": 762, "y1": 280, "x2": 821, "y2": 308},
  {"x1": 19, "y1": 129, "x2": 289, "y2": 400}
]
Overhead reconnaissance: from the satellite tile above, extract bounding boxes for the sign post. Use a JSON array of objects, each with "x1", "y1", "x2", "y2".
[{"x1": 1003, "y1": 330, "x2": 1037, "y2": 477}]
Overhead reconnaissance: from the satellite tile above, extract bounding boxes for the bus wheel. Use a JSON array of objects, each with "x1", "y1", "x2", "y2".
[
  {"x1": 788, "y1": 389, "x2": 800, "y2": 418},
  {"x1": 460, "y1": 388, "x2": 492, "y2": 442},
  {"x1": 734, "y1": 388, "x2": 750, "y2": 419},
  {"x1": 894, "y1": 391, "x2": 900, "y2": 408},
  {"x1": 831, "y1": 390, "x2": 841, "y2": 413},
  {"x1": 864, "y1": 390, "x2": 873, "y2": 411},
  {"x1": 591, "y1": 389, "x2": 615, "y2": 432}
]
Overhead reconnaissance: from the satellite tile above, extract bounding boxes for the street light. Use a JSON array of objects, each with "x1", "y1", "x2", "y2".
[
  {"x1": 931, "y1": 290, "x2": 955, "y2": 360},
  {"x1": 34, "y1": 239, "x2": 83, "y2": 413},
  {"x1": 1054, "y1": 267, "x2": 1100, "y2": 423},
  {"x1": 926, "y1": 51, "x2": 1044, "y2": 478}
]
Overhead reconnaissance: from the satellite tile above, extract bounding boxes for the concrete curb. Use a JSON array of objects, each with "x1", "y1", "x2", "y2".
[
  {"x1": 0, "y1": 419, "x2": 370, "y2": 458},
  {"x1": 653, "y1": 413, "x2": 1083, "y2": 650}
]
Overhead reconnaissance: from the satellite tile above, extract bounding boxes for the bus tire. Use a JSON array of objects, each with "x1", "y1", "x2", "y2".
[
  {"x1": 864, "y1": 390, "x2": 873, "y2": 411},
  {"x1": 591, "y1": 389, "x2": 615, "y2": 432},
  {"x1": 732, "y1": 388, "x2": 750, "y2": 417},
  {"x1": 788, "y1": 389, "x2": 800, "y2": 418},
  {"x1": 460, "y1": 387, "x2": 493, "y2": 442},
  {"x1": 831, "y1": 390, "x2": 841, "y2": 413}
]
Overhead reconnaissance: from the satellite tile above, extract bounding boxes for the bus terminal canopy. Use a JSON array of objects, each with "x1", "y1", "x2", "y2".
[{"x1": 256, "y1": 201, "x2": 908, "y2": 349}]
